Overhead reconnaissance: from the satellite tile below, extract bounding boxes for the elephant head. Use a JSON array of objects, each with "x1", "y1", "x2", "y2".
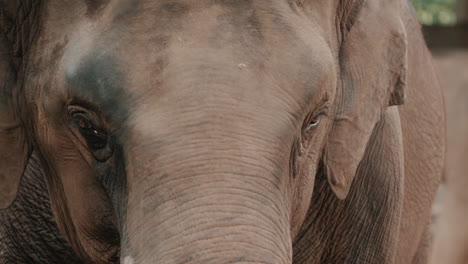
[{"x1": 0, "y1": 0, "x2": 408, "y2": 263}]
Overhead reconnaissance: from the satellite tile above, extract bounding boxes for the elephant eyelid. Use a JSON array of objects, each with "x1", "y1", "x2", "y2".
[
  {"x1": 304, "y1": 111, "x2": 328, "y2": 131},
  {"x1": 306, "y1": 118, "x2": 320, "y2": 130},
  {"x1": 72, "y1": 114, "x2": 104, "y2": 131},
  {"x1": 71, "y1": 112, "x2": 97, "y2": 130},
  {"x1": 69, "y1": 110, "x2": 109, "y2": 150},
  {"x1": 315, "y1": 111, "x2": 328, "y2": 118},
  {"x1": 68, "y1": 105, "x2": 107, "y2": 131}
]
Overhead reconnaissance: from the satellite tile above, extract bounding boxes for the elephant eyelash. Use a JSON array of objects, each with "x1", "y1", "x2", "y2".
[
  {"x1": 305, "y1": 115, "x2": 322, "y2": 130},
  {"x1": 303, "y1": 111, "x2": 328, "y2": 131},
  {"x1": 300, "y1": 111, "x2": 328, "y2": 148},
  {"x1": 68, "y1": 105, "x2": 114, "y2": 161},
  {"x1": 71, "y1": 112, "x2": 109, "y2": 150}
]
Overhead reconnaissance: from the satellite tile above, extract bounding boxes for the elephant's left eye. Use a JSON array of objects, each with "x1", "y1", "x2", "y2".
[
  {"x1": 306, "y1": 117, "x2": 321, "y2": 130},
  {"x1": 72, "y1": 113, "x2": 108, "y2": 150},
  {"x1": 304, "y1": 112, "x2": 327, "y2": 132}
]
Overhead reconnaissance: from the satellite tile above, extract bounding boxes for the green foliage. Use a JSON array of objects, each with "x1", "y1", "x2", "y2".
[{"x1": 411, "y1": 0, "x2": 457, "y2": 25}]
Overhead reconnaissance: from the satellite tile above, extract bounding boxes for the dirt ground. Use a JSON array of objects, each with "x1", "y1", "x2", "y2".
[{"x1": 431, "y1": 48, "x2": 468, "y2": 226}]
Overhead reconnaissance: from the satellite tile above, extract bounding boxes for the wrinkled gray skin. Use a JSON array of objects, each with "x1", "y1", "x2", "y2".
[{"x1": 0, "y1": 0, "x2": 444, "y2": 263}]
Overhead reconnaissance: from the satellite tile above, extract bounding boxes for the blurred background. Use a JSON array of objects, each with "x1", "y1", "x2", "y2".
[
  {"x1": 412, "y1": 0, "x2": 468, "y2": 262},
  {"x1": 411, "y1": 0, "x2": 467, "y2": 217},
  {"x1": 412, "y1": 0, "x2": 468, "y2": 48}
]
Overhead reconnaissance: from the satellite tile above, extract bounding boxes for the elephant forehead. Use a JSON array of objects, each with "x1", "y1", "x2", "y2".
[
  {"x1": 64, "y1": 52, "x2": 130, "y2": 123},
  {"x1": 57, "y1": 0, "x2": 334, "y2": 121}
]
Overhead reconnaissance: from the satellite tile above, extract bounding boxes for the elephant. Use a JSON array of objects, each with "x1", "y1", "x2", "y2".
[
  {"x1": 431, "y1": 50, "x2": 468, "y2": 264},
  {"x1": 0, "y1": 0, "x2": 445, "y2": 263}
]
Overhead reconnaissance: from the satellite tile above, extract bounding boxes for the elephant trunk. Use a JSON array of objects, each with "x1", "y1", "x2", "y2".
[
  {"x1": 122, "y1": 162, "x2": 292, "y2": 263},
  {"x1": 120, "y1": 110, "x2": 294, "y2": 263}
]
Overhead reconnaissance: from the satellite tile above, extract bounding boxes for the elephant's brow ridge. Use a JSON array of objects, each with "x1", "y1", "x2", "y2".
[{"x1": 65, "y1": 53, "x2": 129, "y2": 122}]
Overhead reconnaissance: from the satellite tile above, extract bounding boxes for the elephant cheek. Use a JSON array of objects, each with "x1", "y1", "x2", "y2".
[
  {"x1": 290, "y1": 155, "x2": 319, "y2": 240},
  {"x1": 36, "y1": 143, "x2": 120, "y2": 263}
]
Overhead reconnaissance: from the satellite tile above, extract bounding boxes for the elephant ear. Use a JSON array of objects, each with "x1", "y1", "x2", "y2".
[
  {"x1": 0, "y1": 2, "x2": 36, "y2": 209},
  {"x1": 0, "y1": 40, "x2": 30, "y2": 210},
  {"x1": 325, "y1": 0, "x2": 407, "y2": 200}
]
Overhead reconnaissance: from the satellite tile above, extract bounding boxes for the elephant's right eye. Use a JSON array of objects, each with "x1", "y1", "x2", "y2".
[{"x1": 72, "y1": 113, "x2": 108, "y2": 150}]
